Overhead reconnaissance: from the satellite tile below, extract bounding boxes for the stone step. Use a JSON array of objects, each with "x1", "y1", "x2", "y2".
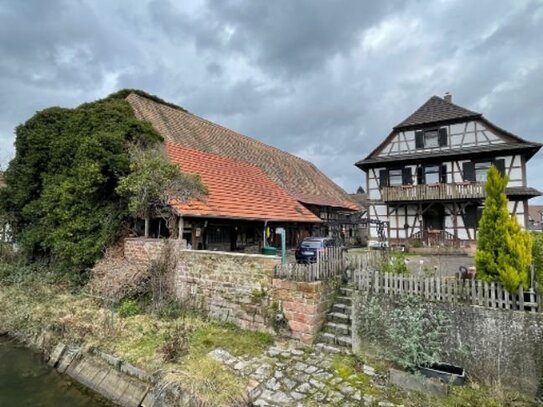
[
  {"x1": 327, "y1": 312, "x2": 351, "y2": 324},
  {"x1": 336, "y1": 335, "x2": 353, "y2": 348},
  {"x1": 319, "y1": 332, "x2": 337, "y2": 345},
  {"x1": 339, "y1": 287, "x2": 354, "y2": 297},
  {"x1": 336, "y1": 295, "x2": 353, "y2": 306},
  {"x1": 324, "y1": 321, "x2": 351, "y2": 335},
  {"x1": 315, "y1": 342, "x2": 352, "y2": 355},
  {"x1": 332, "y1": 303, "x2": 352, "y2": 315}
]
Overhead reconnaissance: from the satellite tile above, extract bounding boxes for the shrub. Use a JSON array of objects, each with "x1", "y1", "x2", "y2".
[
  {"x1": 161, "y1": 324, "x2": 191, "y2": 362},
  {"x1": 533, "y1": 232, "x2": 543, "y2": 292},
  {"x1": 378, "y1": 251, "x2": 409, "y2": 274},
  {"x1": 475, "y1": 166, "x2": 532, "y2": 291},
  {"x1": 117, "y1": 299, "x2": 141, "y2": 318},
  {"x1": 357, "y1": 295, "x2": 450, "y2": 371},
  {"x1": 0, "y1": 92, "x2": 163, "y2": 277}
]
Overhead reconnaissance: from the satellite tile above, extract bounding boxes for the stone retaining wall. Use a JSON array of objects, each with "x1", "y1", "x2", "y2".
[
  {"x1": 122, "y1": 238, "x2": 339, "y2": 342},
  {"x1": 352, "y1": 291, "x2": 543, "y2": 397},
  {"x1": 124, "y1": 237, "x2": 183, "y2": 264},
  {"x1": 175, "y1": 250, "x2": 279, "y2": 331},
  {"x1": 272, "y1": 278, "x2": 338, "y2": 343}
]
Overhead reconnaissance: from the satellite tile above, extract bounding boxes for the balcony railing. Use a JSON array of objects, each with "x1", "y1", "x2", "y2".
[{"x1": 382, "y1": 182, "x2": 486, "y2": 202}]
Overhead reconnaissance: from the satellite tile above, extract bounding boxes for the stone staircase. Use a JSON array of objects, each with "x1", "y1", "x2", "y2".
[{"x1": 315, "y1": 286, "x2": 353, "y2": 354}]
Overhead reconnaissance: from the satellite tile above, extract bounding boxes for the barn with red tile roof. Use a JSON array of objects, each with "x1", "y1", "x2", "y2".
[{"x1": 126, "y1": 92, "x2": 359, "y2": 252}]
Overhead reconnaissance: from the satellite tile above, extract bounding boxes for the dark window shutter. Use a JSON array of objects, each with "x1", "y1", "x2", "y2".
[
  {"x1": 495, "y1": 159, "x2": 506, "y2": 176},
  {"x1": 462, "y1": 161, "x2": 475, "y2": 182},
  {"x1": 440, "y1": 164, "x2": 447, "y2": 183},
  {"x1": 416, "y1": 166, "x2": 424, "y2": 185},
  {"x1": 379, "y1": 169, "x2": 389, "y2": 188},
  {"x1": 438, "y1": 128, "x2": 448, "y2": 146},
  {"x1": 415, "y1": 131, "x2": 424, "y2": 149},
  {"x1": 464, "y1": 205, "x2": 477, "y2": 229},
  {"x1": 402, "y1": 167, "x2": 413, "y2": 185}
]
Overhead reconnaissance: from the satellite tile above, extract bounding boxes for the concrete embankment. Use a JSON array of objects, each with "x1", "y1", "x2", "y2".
[{"x1": 7, "y1": 331, "x2": 240, "y2": 407}]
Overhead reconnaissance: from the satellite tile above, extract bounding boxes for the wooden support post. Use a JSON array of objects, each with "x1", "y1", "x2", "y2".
[{"x1": 178, "y1": 216, "x2": 184, "y2": 240}]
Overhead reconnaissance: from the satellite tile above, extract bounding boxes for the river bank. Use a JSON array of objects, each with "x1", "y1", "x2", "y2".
[
  {"x1": 0, "y1": 263, "x2": 537, "y2": 407},
  {"x1": 0, "y1": 335, "x2": 113, "y2": 406},
  {"x1": 0, "y1": 268, "x2": 273, "y2": 406}
]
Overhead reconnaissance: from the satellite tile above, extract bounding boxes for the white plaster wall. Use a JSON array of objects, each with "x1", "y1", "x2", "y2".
[{"x1": 376, "y1": 120, "x2": 507, "y2": 158}]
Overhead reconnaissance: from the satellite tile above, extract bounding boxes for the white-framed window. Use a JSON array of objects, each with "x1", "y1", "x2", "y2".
[
  {"x1": 424, "y1": 130, "x2": 439, "y2": 148},
  {"x1": 424, "y1": 165, "x2": 440, "y2": 184},
  {"x1": 475, "y1": 162, "x2": 492, "y2": 182},
  {"x1": 389, "y1": 169, "x2": 403, "y2": 186}
]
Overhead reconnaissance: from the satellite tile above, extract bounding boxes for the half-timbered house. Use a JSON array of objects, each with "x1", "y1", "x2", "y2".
[{"x1": 355, "y1": 94, "x2": 542, "y2": 247}]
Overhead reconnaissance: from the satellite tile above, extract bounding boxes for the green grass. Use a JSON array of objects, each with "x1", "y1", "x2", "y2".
[
  {"x1": 190, "y1": 322, "x2": 273, "y2": 357},
  {"x1": 0, "y1": 270, "x2": 273, "y2": 405}
]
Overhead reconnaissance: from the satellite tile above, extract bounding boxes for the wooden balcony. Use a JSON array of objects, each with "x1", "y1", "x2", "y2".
[{"x1": 382, "y1": 182, "x2": 486, "y2": 202}]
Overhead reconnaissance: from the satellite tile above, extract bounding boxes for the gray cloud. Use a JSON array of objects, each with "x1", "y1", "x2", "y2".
[{"x1": 0, "y1": 0, "x2": 542, "y2": 203}]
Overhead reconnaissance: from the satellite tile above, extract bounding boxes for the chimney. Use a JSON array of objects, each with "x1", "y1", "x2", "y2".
[{"x1": 444, "y1": 92, "x2": 452, "y2": 102}]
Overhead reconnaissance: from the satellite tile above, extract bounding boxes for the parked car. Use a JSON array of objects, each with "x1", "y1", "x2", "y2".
[{"x1": 295, "y1": 237, "x2": 344, "y2": 264}]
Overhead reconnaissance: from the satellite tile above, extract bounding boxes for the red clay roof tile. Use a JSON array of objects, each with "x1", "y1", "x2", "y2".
[
  {"x1": 127, "y1": 93, "x2": 359, "y2": 211},
  {"x1": 166, "y1": 143, "x2": 321, "y2": 223}
]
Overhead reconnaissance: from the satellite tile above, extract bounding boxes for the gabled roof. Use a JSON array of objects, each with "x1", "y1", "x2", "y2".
[
  {"x1": 528, "y1": 205, "x2": 543, "y2": 222},
  {"x1": 394, "y1": 95, "x2": 481, "y2": 129},
  {"x1": 127, "y1": 92, "x2": 359, "y2": 211},
  {"x1": 357, "y1": 95, "x2": 542, "y2": 169},
  {"x1": 166, "y1": 143, "x2": 321, "y2": 223}
]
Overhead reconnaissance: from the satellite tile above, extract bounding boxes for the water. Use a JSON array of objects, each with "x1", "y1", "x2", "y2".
[{"x1": 0, "y1": 336, "x2": 113, "y2": 406}]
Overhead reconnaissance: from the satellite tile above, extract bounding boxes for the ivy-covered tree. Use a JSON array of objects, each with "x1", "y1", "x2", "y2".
[
  {"x1": 116, "y1": 147, "x2": 207, "y2": 237},
  {"x1": 475, "y1": 165, "x2": 533, "y2": 291},
  {"x1": 0, "y1": 90, "x2": 194, "y2": 277}
]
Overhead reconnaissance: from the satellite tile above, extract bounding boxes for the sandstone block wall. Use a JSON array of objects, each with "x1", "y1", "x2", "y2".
[
  {"x1": 175, "y1": 250, "x2": 279, "y2": 331},
  {"x1": 272, "y1": 279, "x2": 338, "y2": 343},
  {"x1": 122, "y1": 238, "x2": 338, "y2": 342},
  {"x1": 123, "y1": 238, "x2": 178, "y2": 265}
]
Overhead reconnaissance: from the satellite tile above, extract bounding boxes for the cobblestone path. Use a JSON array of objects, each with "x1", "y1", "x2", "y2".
[{"x1": 209, "y1": 343, "x2": 405, "y2": 406}]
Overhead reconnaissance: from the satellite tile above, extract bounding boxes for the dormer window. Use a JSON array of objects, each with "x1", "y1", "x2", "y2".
[{"x1": 415, "y1": 128, "x2": 448, "y2": 149}]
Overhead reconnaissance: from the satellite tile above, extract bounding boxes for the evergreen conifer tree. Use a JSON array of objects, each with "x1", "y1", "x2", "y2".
[{"x1": 475, "y1": 165, "x2": 532, "y2": 291}]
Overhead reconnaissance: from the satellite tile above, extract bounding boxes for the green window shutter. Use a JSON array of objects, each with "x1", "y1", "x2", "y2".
[
  {"x1": 440, "y1": 164, "x2": 447, "y2": 183},
  {"x1": 402, "y1": 167, "x2": 413, "y2": 185},
  {"x1": 438, "y1": 128, "x2": 448, "y2": 146},
  {"x1": 416, "y1": 166, "x2": 424, "y2": 185},
  {"x1": 495, "y1": 158, "x2": 506, "y2": 176},
  {"x1": 379, "y1": 169, "x2": 389, "y2": 187},
  {"x1": 462, "y1": 161, "x2": 475, "y2": 182},
  {"x1": 415, "y1": 131, "x2": 424, "y2": 149},
  {"x1": 464, "y1": 205, "x2": 478, "y2": 229}
]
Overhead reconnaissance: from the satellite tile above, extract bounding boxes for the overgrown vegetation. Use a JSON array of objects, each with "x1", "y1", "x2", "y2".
[
  {"x1": 357, "y1": 295, "x2": 450, "y2": 371},
  {"x1": 0, "y1": 90, "x2": 205, "y2": 280},
  {"x1": 116, "y1": 147, "x2": 206, "y2": 238},
  {"x1": 532, "y1": 232, "x2": 543, "y2": 293},
  {"x1": 475, "y1": 166, "x2": 533, "y2": 292},
  {"x1": 377, "y1": 251, "x2": 409, "y2": 274},
  {"x1": 0, "y1": 261, "x2": 272, "y2": 405}
]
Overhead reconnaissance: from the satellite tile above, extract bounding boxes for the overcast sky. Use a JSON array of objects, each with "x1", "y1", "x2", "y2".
[{"x1": 1, "y1": 0, "x2": 542, "y2": 203}]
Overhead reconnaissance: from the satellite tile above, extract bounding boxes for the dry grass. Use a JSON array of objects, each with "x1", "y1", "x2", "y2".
[{"x1": 0, "y1": 273, "x2": 272, "y2": 406}]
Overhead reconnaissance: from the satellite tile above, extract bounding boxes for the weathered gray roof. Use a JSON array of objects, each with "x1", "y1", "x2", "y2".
[
  {"x1": 506, "y1": 186, "x2": 541, "y2": 198},
  {"x1": 394, "y1": 96, "x2": 481, "y2": 129}
]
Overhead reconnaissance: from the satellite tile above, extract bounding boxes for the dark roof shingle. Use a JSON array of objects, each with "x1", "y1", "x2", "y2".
[{"x1": 394, "y1": 96, "x2": 481, "y2": 129}]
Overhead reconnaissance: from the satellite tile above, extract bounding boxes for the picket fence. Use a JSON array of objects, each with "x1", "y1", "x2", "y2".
[
  {"x1": 274, "y1": 246, "x2": 346, "y2": 282},
  {"x1": 354, "y1": 268, "x2": 540, "y2": 312}
]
